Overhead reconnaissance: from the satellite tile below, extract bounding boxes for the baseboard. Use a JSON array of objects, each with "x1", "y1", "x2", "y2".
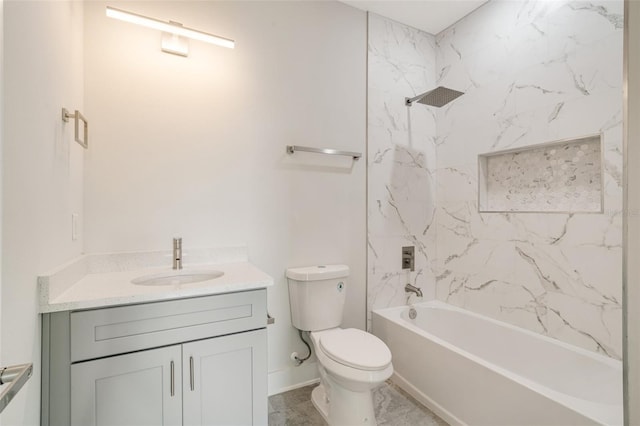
[
  {"x1": 390, "y1": 372, "x2": 466, "y2": 426},
  {"x1": 268, "y1": 361, "x2": 320, "y2": 396}
]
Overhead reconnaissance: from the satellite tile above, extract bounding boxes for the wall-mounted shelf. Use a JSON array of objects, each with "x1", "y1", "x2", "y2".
[
  {"x1": 286, "y1": 145, "x2": 361, "y2": 160},
  {"x1": 478, "y1": 134, "x2": 603, "y2": 213}
]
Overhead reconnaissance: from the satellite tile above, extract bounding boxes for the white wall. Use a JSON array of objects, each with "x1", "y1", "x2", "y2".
[
  {"x1": 83, "y1": 1, "x2": 367, "y2": 394},
  {"x1": 2, "y1": 0, "x2": 84, "y2": 423},
  {"x1": 367, "y1": 13, "x2": 438, "y2": 323},
  {"x1": 0, "y1": 0, "x2": 4, "y2": 388},
  {"x1": 435, "y1": 0, "x2": 623, "y2": 358}
]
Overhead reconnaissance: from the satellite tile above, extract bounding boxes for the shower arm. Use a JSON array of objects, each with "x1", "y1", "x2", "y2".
[{"x1": 405, "y1": 94, "x2": 424, "y2": 107}]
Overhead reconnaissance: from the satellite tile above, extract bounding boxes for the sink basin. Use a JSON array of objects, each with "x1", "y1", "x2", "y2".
[{"x1": 132, "y1": 269, "x2": 224, "y2": 286}]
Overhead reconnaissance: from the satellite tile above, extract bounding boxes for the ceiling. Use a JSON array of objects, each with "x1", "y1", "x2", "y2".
[{"x1": 340, "y1": 0, "x2": 489, "y2": 35}]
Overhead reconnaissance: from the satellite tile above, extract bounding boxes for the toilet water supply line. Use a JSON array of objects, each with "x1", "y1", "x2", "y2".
[{"x1": 294, "y1": 330, "x2": 312, "y2": 365}]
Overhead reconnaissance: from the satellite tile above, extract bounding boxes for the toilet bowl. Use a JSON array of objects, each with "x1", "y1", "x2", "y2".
[
  {"x1": 309, "y1": 328, "x2": 393, "y2": 425},
  {"x1": 311, "y1": 328, "x2": 393, "y2": 391},
  {"x1": 286, "y1": 265, "x2": 394, "y2": 425}
]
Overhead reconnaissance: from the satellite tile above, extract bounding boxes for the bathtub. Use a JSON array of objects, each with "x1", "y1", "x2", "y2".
[{"x1": 372, "y1": 301, "x2": 622, "y2": 426}]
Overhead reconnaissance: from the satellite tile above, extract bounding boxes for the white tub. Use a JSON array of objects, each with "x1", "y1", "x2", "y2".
[{"x1": 372, "y1": 300, "x2": 622, "y2": 426}]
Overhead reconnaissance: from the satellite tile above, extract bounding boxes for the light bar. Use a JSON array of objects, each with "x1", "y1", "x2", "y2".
[{"x1": 106, "y1": 6, "x2": 235, "y2": 49}]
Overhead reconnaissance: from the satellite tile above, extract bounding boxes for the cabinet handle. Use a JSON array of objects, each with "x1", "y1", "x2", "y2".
[
  {"x1": 170, "y1": 360, "x2": 175, "y2": 397},
  {"x1": 189, "y1": 356, "x2": 195, "y2": 391}
]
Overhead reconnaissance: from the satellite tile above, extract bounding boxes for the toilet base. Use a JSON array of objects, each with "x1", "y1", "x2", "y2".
[
  {"x1": 311, "y1": 385, "x2": 331, "y2": 424},
  {"x1": 311, "y1": 382, "x2": 377, "y2": 426}
]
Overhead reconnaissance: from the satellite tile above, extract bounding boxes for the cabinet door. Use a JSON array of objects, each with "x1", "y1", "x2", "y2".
[
  {"x1": 71, "y1": 345, "x2": 182, "y2": 426},
  {"x1": 182, "y1": 329, "x2": 268, "y2": 426}
]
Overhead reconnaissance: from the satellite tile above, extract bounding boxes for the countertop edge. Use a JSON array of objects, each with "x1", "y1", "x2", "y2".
[{"x1": 40, "y1": 278, "x2": 274, "y2": 313}]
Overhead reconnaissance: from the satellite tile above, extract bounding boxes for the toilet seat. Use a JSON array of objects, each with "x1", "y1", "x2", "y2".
[{"x1": 318, "y1": 328, "x2": 391, "y2": 371}]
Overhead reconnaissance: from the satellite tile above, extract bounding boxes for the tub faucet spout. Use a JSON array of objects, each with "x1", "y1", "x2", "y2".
[
  {"x1": 173, "y1": 237, "x2": 182, "y2": 270},
  {"x1": 405, "y1": 283, "x2": 423, "y2": 298}
]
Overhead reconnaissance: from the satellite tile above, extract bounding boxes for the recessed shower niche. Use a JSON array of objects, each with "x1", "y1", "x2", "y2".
[{"x1": 478, "y1": 135, "x2": 603, "y2": 213}]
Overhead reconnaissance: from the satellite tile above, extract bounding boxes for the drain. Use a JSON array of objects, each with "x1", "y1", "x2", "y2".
[{"x1": 409, "y1": 308, "x2": 417, "y2": 319}]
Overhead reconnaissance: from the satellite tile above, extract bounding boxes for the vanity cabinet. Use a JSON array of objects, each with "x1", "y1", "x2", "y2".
[
  {"x1": 42, "y1": 289, "x2": 268, "y2": 426},
  {"x1": 182, "y1": 331, "x2": 265, "y2": 425},
  {"x1": 71, "y1": 345, "x2": 183, "y2": 426}
]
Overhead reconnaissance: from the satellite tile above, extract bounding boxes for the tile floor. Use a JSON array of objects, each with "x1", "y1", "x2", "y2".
[{"x1": 268, "y1": 380, "x2": 448, "y2": 426}]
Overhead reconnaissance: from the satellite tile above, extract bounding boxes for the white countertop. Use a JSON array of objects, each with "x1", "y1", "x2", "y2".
[{"x1": 38, "y1": 248, "x2": 274, "y2": 313}]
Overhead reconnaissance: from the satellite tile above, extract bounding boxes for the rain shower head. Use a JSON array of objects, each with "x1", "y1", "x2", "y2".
[{"x1": 405, "y1": 86, "x2": 464, "y2": 107}]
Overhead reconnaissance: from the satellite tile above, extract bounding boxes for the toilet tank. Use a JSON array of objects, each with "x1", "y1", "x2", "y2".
[{"x1": 286, "y1": 265, "x2": 349, "y2": 331}]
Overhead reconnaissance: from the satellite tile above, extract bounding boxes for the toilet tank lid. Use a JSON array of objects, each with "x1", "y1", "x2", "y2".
[{"x1": 286, "y1": 265, "x2": 349, "y2": 281}]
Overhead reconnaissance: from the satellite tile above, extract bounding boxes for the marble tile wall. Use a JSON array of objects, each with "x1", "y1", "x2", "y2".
[
  {"x1": 435, "y1": 0, "x2": 623, "y2": 358},
  {"x1": 367, "y1": 1, "x2": 622, "y2": 359},
  {"x1": 367, "y1": 13, "x2": 438, "y2": 325}
]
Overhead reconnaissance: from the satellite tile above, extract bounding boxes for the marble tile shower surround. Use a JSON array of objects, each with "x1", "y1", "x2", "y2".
[
  {"x1": 434, "y1": 0, "x2": 623, "y2": 358},
  {"x1": 367, "y1": 13, "x2": 438, "y2": 322},
  {"x1": 367, "y1": 1, "x2": 623, "y2": 359},
  {"x1": 481, "y1": 137, "x2": 602, "y2": 212}
]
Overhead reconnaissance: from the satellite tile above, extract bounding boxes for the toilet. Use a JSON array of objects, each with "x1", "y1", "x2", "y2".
[{"x1": 286, "y1": 265, "x2": 393, "y2": 425}]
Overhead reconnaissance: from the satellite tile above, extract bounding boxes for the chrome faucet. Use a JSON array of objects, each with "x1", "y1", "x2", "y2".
[
  {"x1": 173, "y1": 237, "x2": 182, "y2": 270},
  {"x1": 405, "y1": 283, "x2": 423, "y2": 298}
]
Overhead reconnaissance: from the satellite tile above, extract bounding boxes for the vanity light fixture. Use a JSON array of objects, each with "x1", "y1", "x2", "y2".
[{"x1": 106, "y1": 6, "x2": 235, "y2": 57}]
